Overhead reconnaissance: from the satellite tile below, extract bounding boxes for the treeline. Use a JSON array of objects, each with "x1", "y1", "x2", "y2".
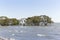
[
  {"x1": 0, "y1": 16, "x2": 19, "y2": 26},
  {"x1": 0, "y1": 15, "x2": 53, "y2": 26},
  {"x1": 25, "y1": 15, "x2": 53, "y2": 26}
]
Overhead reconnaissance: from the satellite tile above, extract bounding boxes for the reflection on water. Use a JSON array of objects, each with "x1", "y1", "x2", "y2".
[{"x1": 0, "y1": 23, "x2": 60, "y2": 40}]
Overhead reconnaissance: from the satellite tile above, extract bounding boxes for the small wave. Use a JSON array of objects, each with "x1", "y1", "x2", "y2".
[
  {"x1": 20, "y1": 30, "x2": 26, "y2": 33},
  {"x1": 37, "y1": 34, "x2": 46, "y2": 37},
  {"x1": 12, "y1": 34, "x2": 15, "y2": 36}
]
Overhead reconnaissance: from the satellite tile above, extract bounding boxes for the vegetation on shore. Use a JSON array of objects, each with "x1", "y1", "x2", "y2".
[
  {"x1": 25, "y1": 15, "x2": 53, "y2": 26},
  {"x1": 0, "y1": 16, "x2": 19, "y2": 26},
  {"x1": 0, "y1": 15, "x2": 53, "y2": 26}
]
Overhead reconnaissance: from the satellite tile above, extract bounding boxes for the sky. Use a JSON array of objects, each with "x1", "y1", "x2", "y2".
[{"x1": 0, "y1": 0, "x2": 60, "y2": 22}]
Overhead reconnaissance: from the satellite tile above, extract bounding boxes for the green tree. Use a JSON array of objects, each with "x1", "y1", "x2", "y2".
[
  {"x1": 0, "y1": 16, "x2": 19, "y2": 26},
  {"x1": 25, "y1": 16, "x2": 41, "y2": 26},
  {"x1": 25, "y1": 15, "x2": 53, "y2": 26},
  {"x1": 0, "y1": 16, "x2": 9, "y2": 26},
  {"x1": 9, "y1": 18, "x2": 19, "y2": 25}
]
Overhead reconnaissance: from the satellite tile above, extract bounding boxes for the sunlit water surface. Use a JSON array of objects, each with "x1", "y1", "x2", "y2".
[{"x1": 0, "y1": 23, "x2": 60, "y2": 40}]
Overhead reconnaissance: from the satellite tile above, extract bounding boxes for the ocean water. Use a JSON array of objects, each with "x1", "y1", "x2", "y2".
[{"x1": 0, "y1": 23, "x2": 60, "y2": 40}]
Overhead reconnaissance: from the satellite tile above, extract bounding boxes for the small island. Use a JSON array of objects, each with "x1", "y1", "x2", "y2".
[{"x1": 0, "y1": 15, "x2": 53, "y2": 26}]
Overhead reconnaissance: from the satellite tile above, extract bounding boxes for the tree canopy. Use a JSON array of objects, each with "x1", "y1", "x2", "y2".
[
  {"x1": 0, "y1": 16, "x2": 19, "y2": 26},
  {"x1": 0, "y1": 15, "x2": 53, "y2": 26},
  {"x1": 25, "y1": 15, "x2": 53, "y2": 26}
]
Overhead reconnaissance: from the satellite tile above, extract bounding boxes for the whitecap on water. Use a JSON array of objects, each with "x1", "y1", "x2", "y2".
[
  {"x1": 20, "y1": 30, "x2": 27, "y2": 33},
  {"x1": 20, "y1": 30, "x2": 24, "y2": 33},
  {"x1": 37, "y1": 34, "x2": 46, "y2": 37},
  {"x1": 12, "y1": 34, "x2": 15, "y2": 36}
]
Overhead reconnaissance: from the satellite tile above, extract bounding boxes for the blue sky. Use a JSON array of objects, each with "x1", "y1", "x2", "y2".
[{"x1": 0, "y1": 0, "x2": 60, "y2": 22}]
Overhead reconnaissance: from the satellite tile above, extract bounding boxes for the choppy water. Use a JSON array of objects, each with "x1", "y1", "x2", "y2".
[{"x1": 0, "y1": 23, "x2": 60, "y2": 40}]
